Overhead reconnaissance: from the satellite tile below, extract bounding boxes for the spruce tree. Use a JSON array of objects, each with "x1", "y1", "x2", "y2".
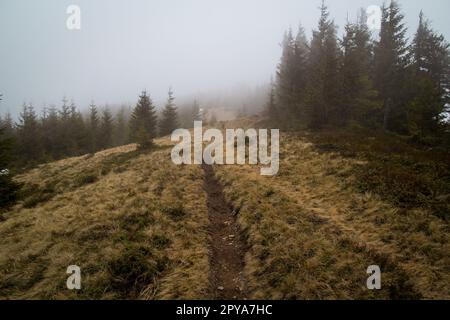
[
  {"x1": 99, "y1": 107, "x2": 114, "y2": 150},
  {"x1": 69, "y1": 102, "x2": 88, "y2": 155},
  {"x1": 0, "y1": 96, "x2": 19, "y2": 210},
  {"x1": 340, "y1": 10, "x2": 380, "y2": 126},
  {"x1": 159, "y1": 88, "x2": 179, "y2": 137},
  {"x1": 291, "y1": 25, "x2": 310, "y2": 123},
  {"x1": 191, "y1": 100, "x2": 201, "y2": 122},
  {"x1": 408, "y1": 11, "x2": 450, "y2": 136},
  {"x1": 129, "y1": 91, "x2": 157, "y2": 148},
  {"x1": 373, "y1": 0, "x2": 408, "y2": 132},
  {"x1": 89, "y1": 102, "x2": 100, "y2": 153},
  {"x1": 41, "y1": 106, "x2": 59, "y2": 160},
  {"x1": 57, "y1": 98, "x2": 72, "y2": 157},
  {"x1": 0, "y1": 125, "x2": 19, "y2": 209},
  {"x1": 1, "y1": 112, "x2": 14, "y2": 138},
  {"x1": 114, "y1": 106, "x2": 128, "y2": 146},
  {"x1": 16, "y1": 103, "x2": 41, "y2": 163},
  {"x1": 276, "y1": 28, "x2": 296, "y2": 126},
  {"x1": 305, "y1": 1, "x2": 340, "y2": 128},
  {"x1": 266, "y1": 80, "x2": 278, "y2": 123}
]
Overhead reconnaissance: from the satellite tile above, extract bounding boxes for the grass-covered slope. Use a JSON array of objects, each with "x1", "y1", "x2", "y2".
[
  {"x1": 214, "y1": 129, "x2": 449, "y2": 299},
  {"x1": 0, "y1": 123, "x2": 448, "y2": 300},
  {"x1": 0, "y1": 140, "x2": 210, "y2": 299}
]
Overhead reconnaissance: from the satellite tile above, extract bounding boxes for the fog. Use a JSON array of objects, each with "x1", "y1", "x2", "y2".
[{"x1": 1, "y1": 0, "x2": 449, "y2": 117}]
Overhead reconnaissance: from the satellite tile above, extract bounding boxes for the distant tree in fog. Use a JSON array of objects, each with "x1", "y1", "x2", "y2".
[
  {"x1": 99, "y1": 107, "x2": 114, "y2": 150},
  {"x1": 16, "y1": 103, "x2": 41, "y2": 162},
  {"x1": 159, "y1": 88, "x2": 179, "y2": 137},
  {"x1": 114, "y1": 106, "x2": 129, "y2": 146},
  {"x1": 88, "y1": 102, "x2": 100, "y2": 153},
  {"x1": 129, "y1": 91, "x2": 157, "y2": 148}
]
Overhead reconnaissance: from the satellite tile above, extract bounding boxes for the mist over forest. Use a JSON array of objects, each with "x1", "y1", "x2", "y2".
[
  {"x1": 1, "y1": 0, "x2": 450, "y2": 302},
  {"x1": 1, "y1": 0, "x2": 450, "y2": 120}
]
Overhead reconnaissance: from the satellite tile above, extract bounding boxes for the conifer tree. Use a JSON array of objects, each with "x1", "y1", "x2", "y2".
[
  {"x1": 159, "y1": 88, "x2": 179, "y2": 137},
  {"x1": 0, "y1": 125, "x2": 19, "y2": 209},
  {"x1": 57, "y1": 98, "x2": 72, "y2": 156},
  {"x1": 276, "y1": 28, "x2": 296, "y2": 125},
  {"x1": 129, "y1": 91, "x2": 157, "y2": 148},
  {"x1": 88, "y1": 102, "x2": 100, "y2": 153},
  {"x1": 0, "y1": 95, "x2": 19, "y2": 209},
  {"x1": 340, "y1": 10, "x2": 380, "y2": 126},
  {"x1": 373, "y1": 0, "x2": 408, "y2": 132},
  {"x1": 408, "y1": 11, "x2": 450, "y2": 136},
  {"x1": 114, "y1": 106, "x2": 128, "y2": 146},
  {"x1": 305, "y1": 1, "x2": 340, "y2": 128},
  {"x1": 99, "y1": 107, "x2": 114, "y2": 150},
  {"x1": 16, "y1": 103, "x2": 41, "y2": 162},
  {"x1": 69, "y1": 102, "x2": 88, "y2": 155},
  {"x1": 1, "y1": 112, "x2": 14, "y2": 138},
  {"x1": 41, "y1": 106, "x2": 59, "y2": 159},
  {"x1": 191, "y1": 100, "x2": 202, "y2": 122},
  {"x1": 266, "y1": 80, "x2": 278, "y2": 123}
]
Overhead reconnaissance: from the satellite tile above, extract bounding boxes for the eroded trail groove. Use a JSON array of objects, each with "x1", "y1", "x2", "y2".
[{"x1": 202, "y1": 164, "x2": 247, "y2": 300}]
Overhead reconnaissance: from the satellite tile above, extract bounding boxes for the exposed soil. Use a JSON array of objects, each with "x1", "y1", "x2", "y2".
[{"x1": 202, "y1": 164, "x2": 247, "y2": 300}]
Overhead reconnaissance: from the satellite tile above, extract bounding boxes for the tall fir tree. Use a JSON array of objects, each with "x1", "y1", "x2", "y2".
[
  {"x1": 266, "y1": 79, "x2": 278, "y2": 123},
  {"x1": 57, "y1": 98, "x2": 72, "y2": 157},
  {"x1": 340, "y1": 10, "x2": 380, "y2": 126},
  {"x1": 69, "y1": 102, "x2": 88, "y2": 155},
  {"x1": 0, "y1": 96, "x2": 20, "y2": 209},
  {"x1": 276, "y1": 25, "x2": 310, "y2": 127},
  {"x1": 99, "y1": 107, "x2": 114, "y2": 150},
  {"x1": 159, "y1": 88, "x2": 179, "y2": 137},
  {"x1": 407, "y1": 11, "x2": 450, "y2": 136},
  {"x1": 1, "y1": 112, "x2": 14, "y2": 138},
  {"x1": 88, "y1": 102, "x2": 100, "y2": 153},
  {"x1": 0, "y1": 125, "x2": 20, "y2": 209},
  {"x1": 16, "y1": 103, "x2": 41, "y2": 163},
  {"x1": 276, "y1": 28, "x2": 296, "y2": 126},
  {"x1": 373, "y1": 0, "x2": 408, "y2": 132},
  {"x1": 41, "y1": 106, "x2": 59, "y2": 160},
  {"x1": 305, "y1": 1, "x2": 341, "y2": 128},
  {"x1": 114, "y1": 106, "x2": 129, "y2": 146},
  {"x1": 129, "y1": 91, "x2": 157, "y2": 148},
  {"x1": 191, "y1": 100, "x2": 202, "y2": 122}
]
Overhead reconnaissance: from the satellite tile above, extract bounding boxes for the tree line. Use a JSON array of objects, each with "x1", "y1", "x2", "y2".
[
  {"x1": 0, "y1": 89, "x2": 191, "y2": 208},
  {"x1": 0, "y1": 88, "x2": 209, "y2": 170},
  {"x1": 268, "y1": 0, "x2": 450, "y2": 142}
]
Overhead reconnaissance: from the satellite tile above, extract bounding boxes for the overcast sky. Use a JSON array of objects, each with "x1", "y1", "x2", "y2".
[{"x1": 1, "y1": 0, "x2": 449, "y2": 117}]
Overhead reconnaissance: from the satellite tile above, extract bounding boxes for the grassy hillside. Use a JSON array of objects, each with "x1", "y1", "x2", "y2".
[
  {"x1": 0, "y1": 124, "x2": 448, "y2": 299},
  {"x1": 0, "y1": 140, "x2": 210, "y2": 299},
  {"x1": 215, "y1": 131, "x2": 449, "y2": 299}
]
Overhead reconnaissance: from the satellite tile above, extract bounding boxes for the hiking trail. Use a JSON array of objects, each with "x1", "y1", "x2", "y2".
[{"x1": 202, "y1": 164, "x2": 247, "y2": 300}]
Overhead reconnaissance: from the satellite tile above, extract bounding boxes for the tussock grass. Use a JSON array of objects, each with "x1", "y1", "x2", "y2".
[
  {"x1": 306, "y1": 128, "x2": 450, "y2": 220},
  {"x1": 215, "y1": 130, "x2": 449, "y2": 299},
  {"x1": 1, "y1": 124, "x2": 448, "y2": 300},
  {"x1": 0, "y1": 138, "x2": 210, "y2": 299}
]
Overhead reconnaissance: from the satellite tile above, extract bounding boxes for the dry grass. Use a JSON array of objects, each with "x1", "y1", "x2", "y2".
[
  {"x1": 1, "y1": 123, "x2": 448, "y2": 300},
  {"x1": 0, "y1": 138, "x2": 210, "y2": 299},
  {"x1": 215, "y1": 131, "x2": 449, "y2": 299}
]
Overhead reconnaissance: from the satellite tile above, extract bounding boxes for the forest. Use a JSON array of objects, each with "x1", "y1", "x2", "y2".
[{"x1": 268, "y1": 1, "x2": 449, "y2": 139}]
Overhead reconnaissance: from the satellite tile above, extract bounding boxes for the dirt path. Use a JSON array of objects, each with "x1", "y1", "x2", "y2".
[{"x1": 202, "y1": 164, "x2": 247, "y2": 300}]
